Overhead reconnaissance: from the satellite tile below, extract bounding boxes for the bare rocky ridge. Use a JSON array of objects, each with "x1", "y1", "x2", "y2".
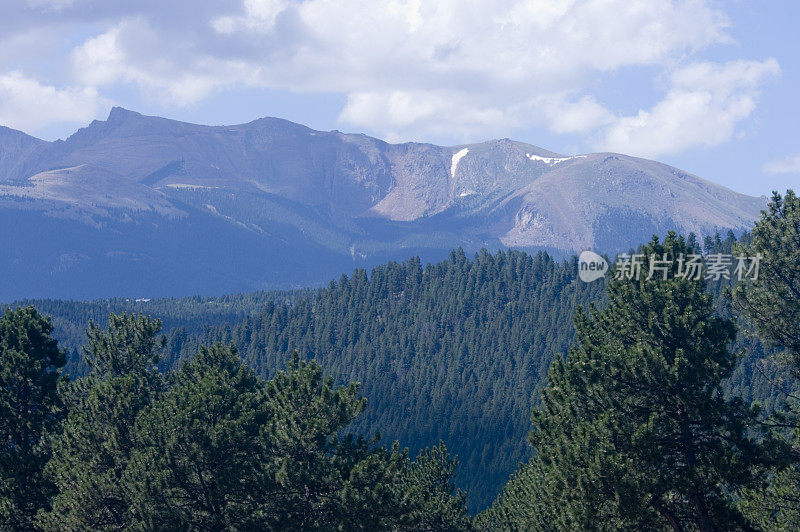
[{"x1": 0, "y1": 108, "x2": 766, "y2": 299}]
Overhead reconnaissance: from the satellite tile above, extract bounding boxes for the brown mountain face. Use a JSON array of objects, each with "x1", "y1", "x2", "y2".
[{"x1": 0, "y1": 108, "x2": 765, "y2": 299}]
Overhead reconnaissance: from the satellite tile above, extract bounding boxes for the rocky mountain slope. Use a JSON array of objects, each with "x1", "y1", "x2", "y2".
[{"x1": 0, "y1": 108, "x2": 765, "y2": 299}]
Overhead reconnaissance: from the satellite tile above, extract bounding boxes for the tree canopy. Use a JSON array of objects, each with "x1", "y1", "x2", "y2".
[
  {"x1": 482, "y1": 233, "x2": 769, "y2": 530},
  {"x1": 0, "y1": 307, "x2": 65, "y2": 530}
]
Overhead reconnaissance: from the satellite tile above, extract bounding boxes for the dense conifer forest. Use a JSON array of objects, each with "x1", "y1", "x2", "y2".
[
  {"x1": 2, "y1": 191, "x2": 799, "y2": 530},
  {"x1": 8, "y1": 250, "x2": 605, "y2": 510}
]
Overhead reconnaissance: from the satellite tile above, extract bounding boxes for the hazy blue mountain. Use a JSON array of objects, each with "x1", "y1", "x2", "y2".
[{"x1": 0, "y1": 108, "x2": 765, "y2": 300}]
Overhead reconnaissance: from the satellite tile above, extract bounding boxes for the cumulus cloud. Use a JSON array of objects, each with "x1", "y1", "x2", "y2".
[
  {"x1": 539, "y1": 95, "x2": 615, "y2": 135},
  {"x1": 763, "y1": 154, "x2": 800, "y2": 175},
  {"x1": 0, "y1": 71, "x2": 108, "y2": 134},
  {"x1": 339, "y1": 90, "x2": 515, "y2": 142},
  {"x1": 57, "y1": 0, "x2": 738, "y2": 142},
  {"x1": 0, "y1": 0, "x2": 781, "y2": 155},
  {"x1": 213, "y1": 0, "x2": 289, "y2": 34},
  {"x1": 71, "y1": 18, "x2": 259, "y2": 106},
  {"x1": 338, "y1": 91, "x2": 616, "y2": 142},
  {"x1": 594, "y1": 59, "x2": 780, "y2": 158}
]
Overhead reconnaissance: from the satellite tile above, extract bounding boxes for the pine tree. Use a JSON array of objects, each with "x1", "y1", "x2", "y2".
[
  {"x1": 39, "y1": 314, "x2": 165, "y2": 530},
  {"x1": 739, "y1": 459, "x2": 800, "y2": 531},
  {"x1": 261, "y1": 352, "x2": 402, "y2": 530},
  {"x1": 124, "y1": 343, "x2": 272, "y2": 529},
  {"x1": 731, "y1": 190, "x2": 800, "y2": 529},
  {"x1": 12, "y1": 248, "x2": 604, "y2": 509},
  {"x1": 732, "y1": 190, "x2": 800, "y2": 369},
  {"x1": 83, "y1": 312, "x2": 166, "y2": 379},
  {"x1": 125, "y1": 348, "x2": 472, "y2": 530},
  {"x1": 485, "y1": 233, "x2": 766, "y2": 530},
  {"x1": 395, "y1": 442, "x2": 472, "y2": 531},
  {"x1": 0, "y1": 307, "x2": 66, "y2": 530}
]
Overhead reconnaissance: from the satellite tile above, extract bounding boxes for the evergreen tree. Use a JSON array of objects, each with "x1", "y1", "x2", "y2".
[
  {"x1": 10, "y1": 243, "x2": 787, "y2": 514},
  {"x1": 124, "y1": 343, "x2": 273, "y2": 529},
  {"x1": 731, "y1": 190, "x2": 800, "y2": 529},
  {"x1": 39, "y1": 314, "x2": 165, "y2": 530},
  {"x1": 192, "y1": 250, "x2": 600, "y2": 510},
  {"x1": 3, "y1": 249, "x2": 607, "y2": 509},
  {"x1": 83, "y1": 312, "x2": 166, "y2": 379},
  {"x1": 259, "y1": 352, "x2": 404, "y2": 530},
  {"x1": 395, "y1": 442, "x2": 472, "y2": 531},
  {"x1": 738, "y1": 459, "x2": 800, "y2": 531},
  {"x1": 485, "y1": 233, "x2": 766, "y2": 530},
  {"x1": 732, "y1": 190, "x2": 800, "y2": 369},
  {"x1": 126, "y1": 348, "x2": 471, "y2": 530},
  {"x1": 0, "y1": 307, "x2": 65, "y2": 530}
]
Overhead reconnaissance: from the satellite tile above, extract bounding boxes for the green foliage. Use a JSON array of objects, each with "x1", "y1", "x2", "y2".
[
  {"x1": 731, "y1": 191, "x2": 800, "y2": 528},
  {"x1": 84, "y1": 313, "x2": 166, "y2": 378},
  {"x1": 124, "y1": 343, "x2": 272, "y2": 529},
  {"x1": 188, "y1": 249, "x2": 601, "y2": 510},
  {"x1": 2, "y1": 290, "x2": 301, "y2": 376},
  {"x1": 733, "y1": 190, "x2": 800, "y2": 368},
  {"x1": 33, "y1": 314, "x2": 470, "y2": 530},
  {"x1": 7, "y1": 245, "x2": 791, "y2": 515},
  {"x1": 126, "y1": 348, "x2": 471, "y2": 530},
  {"x1": 485, "y1": 233, "x2": 767, "y2": 530},
  {"x1": 0, "y1": 307, "x2": 65, "y2": 530},
  {"x1": 739, "y1": 433, "x2": 800, "y2": 531},
  {"x1": 39, "y1": 314, "x2": 166, "y2": 530},
  {"x1": 473, "y1": 459, "x2": 551, "y2": 530},
  {"x1": 395, "y1": 443, "x2": 472, "y2": 531}
]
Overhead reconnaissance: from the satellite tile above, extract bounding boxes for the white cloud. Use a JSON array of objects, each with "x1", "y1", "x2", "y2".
[
  {"x1": 763, "y1": 154, "x2": 800, "y2": 175},
  {"x1": 540, "y1": 95, "x2": 615, "y2": 135},
  {"x1": 338, "y1": 91, "x2": 615, "y2": 142},
  {"x1": 595, "y1": 59, "x2": 780, "y2": 158},
  {"x1": 0, "y1": 71, "x2": 108, "y2": 134},
  {"x1": 339, "y1": 90, "x2": 512, "y2": 142},
  {"x1": 71, "y1": 18, "x2": 258, "y2": 106},
  {"x1": 0, "y1": 0, "x2": 781, "y2": 156},
  {"x1": 71, "y1": 26, "x2": 126, "y2": 87},
  {"x1": 213, "y1": 0, "x2": 289, "y2": 34},
  {"x1": 60, "y1": 0, "x2": 734, "y2": 137}
]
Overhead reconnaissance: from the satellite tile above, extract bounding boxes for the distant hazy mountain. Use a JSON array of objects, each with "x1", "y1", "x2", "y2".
[{"x1": 0, "y1": 108, "x2": 765, "y2": 300}]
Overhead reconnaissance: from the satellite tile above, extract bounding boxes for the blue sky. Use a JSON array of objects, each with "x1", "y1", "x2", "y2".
[{"x1": 0, "y1": 0, "x2": 797, "y2": 196}]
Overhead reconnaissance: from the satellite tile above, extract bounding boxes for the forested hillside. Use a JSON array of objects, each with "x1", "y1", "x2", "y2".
[
  {"x1": 8, "y1": 240, "x2": 789, "y2": 513},
  {"x1": 187, "y1": 250, "x2": 604, "y2": 510},
  {"x1": 5, "y1": 290, "x2": 306, "y2": 376},
  {"x1": 9, "y1": 250, "x2": 600, "y2": 510},
  {"x1": 479, "y1": 193, "x2": 800, "y2": 530},
  {"x1": 0, "y1": 310, "x2": 474, "y2": 530}
]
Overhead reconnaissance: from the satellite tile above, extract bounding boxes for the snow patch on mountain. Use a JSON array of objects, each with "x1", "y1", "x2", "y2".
[
  {"x1": 451, "y1": 148, "x2": 469, "y2": 178},
  {"x1": 526, "y1": 153, "x2": 586, "y2": 165}
]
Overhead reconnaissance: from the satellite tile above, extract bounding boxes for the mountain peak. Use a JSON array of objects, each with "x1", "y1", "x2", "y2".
[
  {"x1": 0, "y1": 108, "x2": 767, "y2": 299},
  {"x1": 0, "y1": 124, "x2": 42, "y2": 141},
  {"x1": 107, "y1": 106, "x2": 142, "y2": 123}
]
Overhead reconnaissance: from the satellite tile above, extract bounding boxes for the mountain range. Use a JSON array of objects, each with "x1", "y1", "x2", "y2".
[{"x1": 0, "y1": 107, "x2": 766, "y2": 300}]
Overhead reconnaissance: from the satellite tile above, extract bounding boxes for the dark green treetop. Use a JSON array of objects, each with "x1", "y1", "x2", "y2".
[
  {"x1": 483, "y1": 233, "x2": 767, "y2": 531},
  {"x1": 732, "y1": 190, "x2": 800, "y2": 371},
  {"x1": 0, "y1": 307, "x2": 66, "y2": 530},
  {"x1": 39, "y1": 313, "x2": 166, "y2": 531},
  {"x1": 732, "y1": 191, "x2": 800, "y2": 530}
]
